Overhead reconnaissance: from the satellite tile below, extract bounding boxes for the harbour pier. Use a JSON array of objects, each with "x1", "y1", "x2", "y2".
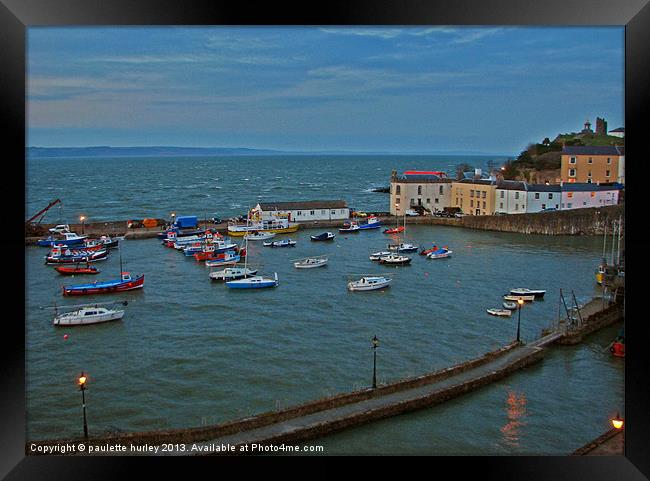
[{"x1": 28, "y1": 296, "x2": 623, "y2": 455}]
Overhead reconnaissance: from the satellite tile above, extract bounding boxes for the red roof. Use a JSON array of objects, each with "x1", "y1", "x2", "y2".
[{"x1": 403, "y1": 171, "x2": 447, "y2": 177}]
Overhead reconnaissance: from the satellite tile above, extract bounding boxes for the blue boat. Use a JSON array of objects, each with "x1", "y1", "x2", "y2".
[
  {"x1": 311, "y1": 232, "x2": 336, "y2": 241},
  {"x1": 357, "y1": 216, "x2": 382, "y2": 230},
  {"x1": 37, "y1": 232, "x2": 88, "y2": 247},
  {"x1": 62, "y1": 272, "x2": 145, "y2": 296}
]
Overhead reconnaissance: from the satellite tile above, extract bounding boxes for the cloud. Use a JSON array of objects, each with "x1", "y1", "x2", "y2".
[{"x1": 319, "y1": 28, "x2": 404, "y2": 39}]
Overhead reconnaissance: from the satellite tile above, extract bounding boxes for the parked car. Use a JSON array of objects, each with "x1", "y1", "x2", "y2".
[
  {"x1": 352, "y1": 211, "x2": 368, "y2": 217},
  {"x1": 405, "y1": 209, "x2": 419, "y2": 217},
  {"x1": 49, "y1": 224, "x2": 70, "y2": 234},
  {"x1": 454, "y1": 212, "x2": 465, "y2": 218}
]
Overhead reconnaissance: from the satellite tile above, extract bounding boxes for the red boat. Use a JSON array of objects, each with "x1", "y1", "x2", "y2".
[
  {"x1": 383, "y1": 226, "x2": 405, "y2": 235},
  {"x1": 54, "y1": 264, "x2": 100, "y2": 275},
  {"x1": 419, "y1": 245, "x2": 439, "y2": 256}
]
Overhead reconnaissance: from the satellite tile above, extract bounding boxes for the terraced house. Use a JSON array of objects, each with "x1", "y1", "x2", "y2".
[
  {"x1": 495, "y1": 180, "x2": 528, "y2": 214},
  {"x1": 389, "y1": 170, "x2": 453, "y2": 215},
  {"x1": 451, "y1": 178, "x2": 497, "y2": 216},
  {"x1": 561, "y1": 145, "x2": 625, "y2": 185}
]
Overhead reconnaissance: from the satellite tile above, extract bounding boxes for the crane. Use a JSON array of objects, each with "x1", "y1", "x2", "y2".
[{"x1": 26, "y1": 198, "x2": 62, "y2": 225}]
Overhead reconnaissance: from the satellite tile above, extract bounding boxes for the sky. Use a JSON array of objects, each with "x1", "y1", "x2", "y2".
[{"x1": 27, "y1": 26, "x2": 624, "y2": 155}]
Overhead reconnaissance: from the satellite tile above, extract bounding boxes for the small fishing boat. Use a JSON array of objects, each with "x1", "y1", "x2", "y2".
[
  {"x1": 369, "y1": 251, "x2": 392, "y2": 261},
  {"x1": 37, "y1": 232, "x2": 88, "y2": 247},
  {"x1": 503, "y1": 301, "x2": 518, "y2": 310},
  {"x1": 204, "y1": 251, "x2": 240, "y2": 267},
  {"x1": 209, "y1": 267, "x2": 258, "y2": 281},
  {"x1": 509, "y1": 288, "x2": 546, "y2": 299},
  {"x1": 358, "y1": 216, "x2": 382, "y2": 230},
  {"x1": 294, "y1": 257, "x2": 328, "y2": 269},
  {"x1": 427, "y1": 247, "x2": 453, "y2": 259},
  {"x1": 54, "y1": 263, "x2": 100, "y2": 275},
  {"x1": 244, "y1": 231, "x2": 276, "y2": 241},
  {"x1": 311, "y1": 232, "x2": 336, "y2": 241},
  {"x1": 339, "y1": 221, "x2": 360, "y2": 233},
  {"x1": 419, "y1": 244, "x2": 439, "y2": 256},
  {"x1": 388, "y1": 242, "x2": 419, "y2": 253},
  {"x1": 62, "y1": 272, "x2": 144, "y2": 296},
  {"x1": 226, "y1": 272, "x2": 279, "y2": 289},
  {"x1": 383, "y1": 226, "x2": 405, "y2": 235},
  {"x1": 378, "y1": 253, "x2": 411, "y2": 265},
  {"x1": 263, "y1": 239, "x2": 296, "y2": 247},
  {"x1": 53, "y1": 305, "x2": 126, "y2": 326},
  {"x1": 86, "y1": 235, "x2": 120, "y2": 249},
  {"x1": 348, "y1": 276, "x2": 391, "y2": 291},
  {"x1": 486, "y1": 308, "x2": 513, "y2": 317},
  {"x1": 503, "y1": 294, "x2": 535, "y2": 302},
  {"x1": 45, "y1": 248, "x2": 109, "y2": 265}
]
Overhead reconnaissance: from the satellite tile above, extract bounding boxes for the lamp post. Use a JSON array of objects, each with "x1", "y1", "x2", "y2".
[
  {"x1": 611, "y1": 412, "x2": 624, "y2": 430},
  {"x1": 516, "y1": 299, "x2": 524, "y2": 342},
  {"x1": 372, "y1": 335, "x2": 379, "y2": 388},
  {"x1": 79, "y1": 216, "x2": 86, "y2": 235},
  {"x1": 77, "y1": 372, "x2": 89, "y2": 439}
]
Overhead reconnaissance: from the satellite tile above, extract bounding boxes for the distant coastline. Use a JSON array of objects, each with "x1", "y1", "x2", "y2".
[{"x1": 26, "y1": 146, "x2": 511, "y2": 159}]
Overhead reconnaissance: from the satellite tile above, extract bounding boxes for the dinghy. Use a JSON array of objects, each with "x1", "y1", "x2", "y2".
[
  {"x1": 378, "y1": 253, "x2": 411, "y2": 265},
  {"x1": 294, "y1": 257, "x2": 328, "y2": 269},
  {"x1": 310, "y1": 232, "x2": 336, "y2": 241},
  {"x1": 486, "y1": 308, "x2": 513, "y2": 317},
  {"x1": 347, "y1": 276, "x2": 391, "y2": 291},
  {"x1": 503, "y1": 294, "x2": 535, "y2": 302}
]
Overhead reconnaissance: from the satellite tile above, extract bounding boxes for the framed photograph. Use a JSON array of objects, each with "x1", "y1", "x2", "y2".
[{"x1": 4, "y1": 0, "x2": 647, "y2": 477}]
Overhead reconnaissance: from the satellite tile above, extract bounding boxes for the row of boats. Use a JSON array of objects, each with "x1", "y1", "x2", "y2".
[{"x1": 486, "y1": 289, "x2": 547, "y2": 317}]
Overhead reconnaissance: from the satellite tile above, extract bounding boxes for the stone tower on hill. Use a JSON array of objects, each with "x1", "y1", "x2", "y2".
[{"x1": 596, "y1": 117, "x2": 608, "y2": 135}]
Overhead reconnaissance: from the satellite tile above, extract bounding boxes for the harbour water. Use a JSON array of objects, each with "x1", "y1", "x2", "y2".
[{"x1": 25, "y1": 155, "x2": 623, "y2": 454}]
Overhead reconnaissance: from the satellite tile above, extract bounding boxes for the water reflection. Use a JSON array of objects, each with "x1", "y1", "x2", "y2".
[{"x1": 500, "y1": 390, "x2": 528, "y2": 448}]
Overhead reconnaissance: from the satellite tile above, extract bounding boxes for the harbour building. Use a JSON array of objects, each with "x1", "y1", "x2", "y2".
[
  {"x1": 561, "y1": 145, "x2": 625, "y2": 185},
  {"x1": 451, "y1": 178, "x2": 498, "y2": 216},
  {"x1": 389, "y1": 170, "x2": 453, "y2": 216},
  {"x1": 251, "y1": 200, "x2": 350, "y2": 222},
  {"x1": 526, "y1": 183, "x2": 620, "y2": 213},
  {"x1": 495, "y1": 180, "x2": 528, "y2": 214}
]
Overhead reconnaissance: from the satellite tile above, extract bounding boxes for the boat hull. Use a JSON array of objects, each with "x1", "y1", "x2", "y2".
[
  {"x1": 227, "y1": 225, "x2": 299, "y2": 237},
  {"x1": 54, "y1": 266, "x2": 100, "y2": 275},
  {"x1": 509, "y1": 289, "x2": 546, "y2": 298},
  {"x1": 54, "y1": 311, "x2": 125, "y2": 326},
  {"x1": 46, "y1": 250, "x2": 109, "y2": 264}
]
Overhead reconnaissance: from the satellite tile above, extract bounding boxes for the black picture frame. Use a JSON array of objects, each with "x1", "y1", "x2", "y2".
[{"x1": 3, "y1": 0, "x2": 647, "y2": 478}]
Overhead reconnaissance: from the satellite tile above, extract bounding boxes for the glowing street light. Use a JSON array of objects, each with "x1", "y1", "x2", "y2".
[
  {"x1": 79, "y1": 216, "x2": 86, "y2": 235},
  {"x1": 77, "y1": 372, "x2": 89, "y2": 439},
  {"x1": 516, "y1": 299, "x2": 525, "y2": 342},
  {"x1": 372, "y1": 335, "x2": 380, "y2": 389},
  {"x1": 611, "y1": 412, "x2": 624, "y2": 430}
]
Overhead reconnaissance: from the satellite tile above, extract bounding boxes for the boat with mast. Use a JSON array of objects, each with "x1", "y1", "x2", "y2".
[
  {"x1": 62, "y1": 249, "x2": 144, "y2": 296},
  {"x1": 46, "y1": 300, "x2": 129, "y2": 326}
]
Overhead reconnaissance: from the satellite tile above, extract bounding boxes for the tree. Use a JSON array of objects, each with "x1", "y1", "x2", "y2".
[{"x1": 501, "y1": 159, "x2": 519, "y2": 180}]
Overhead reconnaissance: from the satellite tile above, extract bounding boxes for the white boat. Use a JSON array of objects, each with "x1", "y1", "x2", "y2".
[
  {"x1": 369, "y1": 251, "x2": 392, "y2": 261},
  {"x1": 263, "y1": 239, "x2": 296, "y2": 247},
  {"x1": 503, "y1": 294, "x2": 535, "y2": 302},
  {"x1": 509, "y1": 288, "x2": 546, "y2": 299},
  {"x1": 339, "y1": 221, "x2": 360, "y2": 233},
  {"x1": 427, "y1": 248, "x2": 453, "y2": 259},
  {"x1": 503, "y1": 301, "x2": 518, "y2": 310},
  {"x1": 486, "y1": 308, "x2": 513, "y2": 317},
  {"x1": 226, "y1": 272, "x2": 279, "y2": 289},
  {"x1": 378, "y1": 253, "x2": 411, "y2": 265},
  {"x1": 53, "y1": 306, "x2": 125, "y2": 326},
  {"x1": 204, "y1": 251, "x2": 241, "y2": 267},
  {"x1": 227, "y1": 217, "x2": 299, "y2": 237},
  {"x1": 388, "y1": 242, "x2": 419, "y2": 252},
  {"x1": 244, "y1": 231, "x2": 276, "y2": 241},
  {"x1": 294, "y1": 257, "x2": 328, "y2": 269},
  {"x1": 347, "y1": 276, "x2": 391, "y2": 291},
  {"x1": 209, "y1": 267, "x2": 258, "y2": 281}
]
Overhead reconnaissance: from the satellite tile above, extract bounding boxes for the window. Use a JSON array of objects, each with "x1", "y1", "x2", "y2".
[
  {"x1": 515, "y1": 204, "x2": 518, "y2": 210},
  {"x1": 567, "y1": 202, "x2": 572, "y2": 208},
  {"x1": 483, "y1": 201, "x2": 486, "y2": 209},
  {"x1": 515, "y1": 192, "x2": 519, "y2": 199},
  {"x1": 548, "y1": 193, "x2": 553, "y2": 199},
  {"x1": 587, "y1": 179, "x2": 592, "y2": 184},
  {"x1": 310, "y1": 210, "x2": 315, "y2": 215},
  {"x1": 607, "y1": 157, "x2": 612, "y2": 164},
  {"x1": 569, "y1": 169, "x2": 576, "y2": 177},
  {"x1": 570, "y1": 157, "x2": 576, "y2": 164},
  {"x1": 418, "y1": 185, "x2": 422, "y2": 195},
  {"x1": 500, "y1": 202, "x2": 504, "y2": 209},
  {"x1": 331, "y1": 210, "x2": 336, "y2": 215},
  {"x1": 588, "y1": 171, "x2": 592, "y2": 177},
  {"x1": 606, "y1": 170, "x2": 611, "y2": 177},
  {"x1": 297, "y1": 211, "x2": 302, "y2": 216},
  {"x1": 439, "y1": 185, "x2": 444, "y2": 195},
  {"x1": 470, "y1": 200, "x2": 474, "y2": 207},
  {"x1": 588, "y1": 157, "x2": 593, "y2": 164},
  {"x1": 583, "y1": 201, "x2": 587, "y2": 206},
  {"x1": 567, "y1": 192, "x2": 573, "y2": 198},
  {"x1": 500, "y1": 191, "x2": 505, "y2": 198},
  {"x1": 482, "y1": 191, "x2": 486, "y2": 199},
  {"x1": 542, "y1": 204, "x2": 546, "y2": 209},
  {"x1": 534, "y1": 193, "x2": 540, "y2": 199},
  {"x1": 321, "y1": 210, "x2": 326, "y2": 215},
  {"x1": 426, "y1": 198, "x2": 430, "y2": 204},
  {"x1": 435, "y1": 198, "x2": 439, "y2": 204},
  {"x1": 590, "y1": 192, "x2": 595, "y2": 197},
  {"x1": 470, "y1": 190, "x2": 475, "y2": 197},
  {"x1": 396, "y1": 198, "x2": 400, "y2": 204}
]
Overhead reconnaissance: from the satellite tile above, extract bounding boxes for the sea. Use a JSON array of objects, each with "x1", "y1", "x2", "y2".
[{"x1": 25, "y1": 155, "x2": 623, "y2": 454}]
